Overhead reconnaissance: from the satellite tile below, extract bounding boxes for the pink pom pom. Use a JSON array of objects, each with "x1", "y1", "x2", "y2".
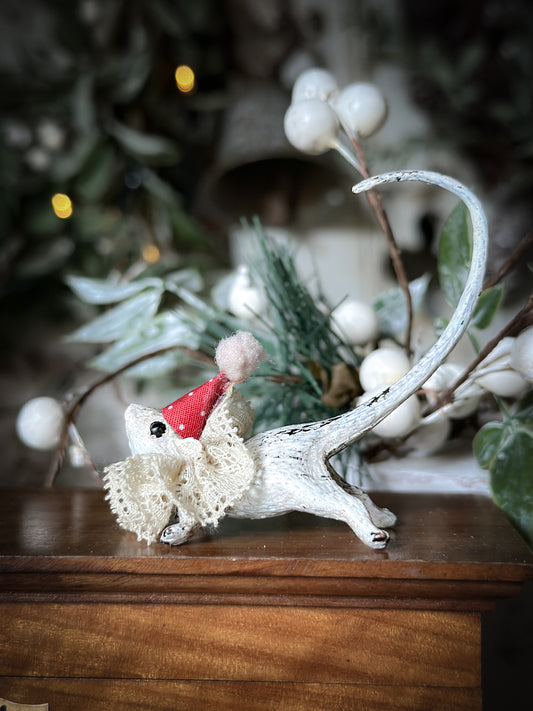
[{"x1": 215, "y1": 331, "x2": 267, "y2": 382}]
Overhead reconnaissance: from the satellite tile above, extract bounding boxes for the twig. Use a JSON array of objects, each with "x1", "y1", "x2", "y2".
[
  {"x1": 45, "y1": 345, "x2": 215, "y2": 487},
  {"x1": 348, "y1": 134, "x2": 414, "y2": 355},
  {"x1": 483, "y1": 233, "x2": 533, "y2": 290}
]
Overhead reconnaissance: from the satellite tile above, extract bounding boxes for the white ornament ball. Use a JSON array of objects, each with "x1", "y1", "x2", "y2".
[
  {"x1": 476, "y1": 368, "x2": 527, "y2": 398},
  {"x1": 292, "y1": 68, "x2": 338, "y2": 103},
  {"x1": 16, "y1": 396, "x2": 65, "y2": 451},
  {"x1": 423, "y1": 363, "x2": 458, "y2": 393},
  {"x1": 334, "y1": 82, "x2": 388, "y2": 138},
  {"x1": 359, "y1": 347, "x2": 411, "y2": 392},
  {"x1": 448, "y1": 389, "x2": 482, "y2": 420},
  {"x1": 405, "y1": 416, "x2": 451, "y2": 456},
  {"x1": 284, "y1": 99, "x2": 339, "y2": 155},
  {"x1": 331, "y1": 299, "x2": 378, "y2": 346},
  {"x1": 422, "y1": 363, "x2": 481, "y2": 418},
  {"x1": 475, "y1": 337, "x2": 527, "y2": 397},
  {"x1": 423, "y1": 363, "x2": 461, "y2": 407},
  {"x1": 511, "y1": 326, "x2": 533, "y2": 381},
  {"x1": 228, "y1": 265, "x2": 266, "y2": 320},
  {"x1": 360, "y1": 389, "x2": 421, "y2": 439}
]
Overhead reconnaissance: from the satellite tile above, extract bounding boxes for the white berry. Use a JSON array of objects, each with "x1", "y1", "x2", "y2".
[
  {"x1": 331, "y1": 299, "x2": 378, "y2": 346},
  {"x1": 284, "y1": 99, "x2": 339, "y2": 155},
  {"x1": 334, "y1": 82, "x2": 388, "y2": 138},
  {"x1": 228, "y1": 265, "x2": 266, "y2": 320},
  {"x1": 476, "y1": 368, "x2": 527, "y2": 398},
  {"x1": 360, "y1": 389, "x2": 420, "y2": 438},
  {"x1": 511, "y1": 326, "x2": 533, "y2": 381},
  {"x1": 292, "y1": 68, "x2": 338, "y2": 103},
  {"x1": 423, "y1": 363, "x2": 481, "y2": 418},
  {"x1": 16, "y1": 397, "x2": 65, "y2": 451},
  {"x1": 359, "y1": 347, "x2": 411, "y2": 391},
  {"x1": 405, "y1": 416, "x2": 451, "y2": 455},
  {"x1": 475, "y1": 337, "x2": 527, "y2": 397}
]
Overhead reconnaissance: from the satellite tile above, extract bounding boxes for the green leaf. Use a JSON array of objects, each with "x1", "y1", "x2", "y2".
[
  {"x1": 66, "y1": 289, "x2": 162, "y2": 343},
  {"x1": 164, "y1": 268, "x2": 203, "y2": 293},
  {"x1": 490, "y1": 427, "x2": 533, "y2": 545},
  {"x1": 89, "y1": 311, "x2": 199, "y2": 372},
  {"x1": 124, "y1": 350, "x2": 191, "y2": 378},
  {"x1": 108, "y1": 121, "x2": 181, "y2": 166},
  {"x1": 514, "y1": 391, "x2": 533, "y2": 425},
  {"x1": 50, "y1": 133, "x2": 98, "y2": 182},
  {"x1": 471, "y1": 285, "x2": 504, "y2": 329},
  {"x1": 23, "y1": 197, "x2": 65, "y2": 236},
  {"x1": 143, "y1": 170, "x2": 208, "y2": 245},
  {"x1": 75, "y1": 142, "x2": 116, "y2": 203},
  {"x1": 17, "y1": 237, "x2": 73, "y2": 278},
  {"x1": 473, "y1": 422, "x2": 505, "y2": 469},
  {"x1": 99, "y1": 52, "x2": 151, "y2": 103},
  {"x1": 66, "y1": 275, "x2": 162, "y2": 304},
  {"x1": 373, "y1": 274, "x2": 431, "y2": 337},
  {"x1": 438, "y1": 202, "x2": 472, "y2": 307}
]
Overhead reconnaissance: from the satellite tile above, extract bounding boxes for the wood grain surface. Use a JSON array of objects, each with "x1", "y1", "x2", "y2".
[
  {"x1": 0, "y1": 679, "x2": 482, "y2": 711},
  {"x1": 1, "y1": 487, "x2": 531, "y2": 710}
]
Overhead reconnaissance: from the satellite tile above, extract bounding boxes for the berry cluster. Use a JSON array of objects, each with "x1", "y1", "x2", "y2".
[{"x1": 283, "y1": 68, "x2": 388, "y2": 156}]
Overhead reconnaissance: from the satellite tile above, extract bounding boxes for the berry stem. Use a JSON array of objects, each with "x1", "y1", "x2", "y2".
[
  {"x1": 483, "y1": 232, "x2": 533, "y2": 290},
  {"x1": 339, "y1": 128, "x2": 414, "y2": 355}
]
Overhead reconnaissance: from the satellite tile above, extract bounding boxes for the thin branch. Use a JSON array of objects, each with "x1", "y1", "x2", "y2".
[
  {"x1": 347, "y1": 134, "x2": 414, "y2": 355},
  {"x1": 483, "y1": 232, "x2": 533, "y2": 290}
]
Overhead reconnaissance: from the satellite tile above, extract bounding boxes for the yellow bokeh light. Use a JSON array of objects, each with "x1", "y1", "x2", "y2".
[
  {"x1": 51, "y1": 193, "x2": 73, "y2": 219},
  {"x1": 142, "y1": 244, "x2": 161, "y2": 264},
  {"x1": 175, "y1": 65, "x2": 195, "y2": 93}
]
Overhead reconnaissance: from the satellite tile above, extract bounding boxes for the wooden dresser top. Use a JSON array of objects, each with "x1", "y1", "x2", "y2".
[{"x1": 1, "y1": 487, "x2": 531, "y2": 609}]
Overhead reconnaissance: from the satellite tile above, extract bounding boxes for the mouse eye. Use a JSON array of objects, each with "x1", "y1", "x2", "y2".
[{"x1": 150, "y1": 421, "x2": 167, "y2": 438}]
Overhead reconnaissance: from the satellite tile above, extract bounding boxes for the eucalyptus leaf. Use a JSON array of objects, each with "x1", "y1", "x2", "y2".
[
  {"x1": 124, "y1": 350, "x2": 191, "y2": 378},
  {"x1": 67, "y1": 289, "x2": 162, "y2": 343},
  {"x1": 164, "y1": 268, "x2": 203, "y2": 293},
  {"x1": 373, "y1": 274, "x2": 431, "y2": 337},
  {"x1": 108, "y1": 121, "x2": 181, "y2": 165},
  {"x1": 89, "y1": 311, "x2": 199, "y2": 372},
  {"x1": 438, "y1": 202, "x2": 472, "y2": 307},
  {"x1": 66, "y1": 274, "x2": 162, "y2": 304},
  {"x1": 471, "y1": 285, "x2": 504, "y2": 330}
]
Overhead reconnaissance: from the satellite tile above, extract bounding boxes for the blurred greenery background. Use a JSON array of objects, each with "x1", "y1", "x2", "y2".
[{"x1": 2, "y1": 0, "x2": 533, "y2": 480}]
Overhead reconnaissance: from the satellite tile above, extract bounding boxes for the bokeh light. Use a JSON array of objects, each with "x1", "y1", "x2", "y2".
[
  {"x1": 142, "y1": 243, "x2": 161, "y2": 264},
  {"x1": 51, "y1": 193, "x2": 73, "y2": 219},
  {"x1": 175, "y1": 65, "x2": 195, "y2": 93}
]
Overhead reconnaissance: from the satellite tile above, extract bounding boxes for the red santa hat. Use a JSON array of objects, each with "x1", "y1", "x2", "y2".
[{"x1": 161, "y1": 331, "x2": 267, "y2": 439}]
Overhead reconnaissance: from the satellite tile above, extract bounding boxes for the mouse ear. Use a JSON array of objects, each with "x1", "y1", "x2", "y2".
[{"x1": 103, "y1": 453, "x2": 183, "y2": 543}]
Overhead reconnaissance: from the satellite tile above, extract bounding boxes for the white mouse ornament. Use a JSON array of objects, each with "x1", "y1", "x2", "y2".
[
  {"x1": 103, "y1": 331, "x2": 266, "y2": 544},
  {"x1": 104, "y1": 170, "x2": 488, "y2": 550}
]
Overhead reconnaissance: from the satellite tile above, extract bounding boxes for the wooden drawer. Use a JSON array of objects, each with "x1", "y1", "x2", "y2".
[{"x1": 0, "y1": 488, "x2": 531, "y2": 710}]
